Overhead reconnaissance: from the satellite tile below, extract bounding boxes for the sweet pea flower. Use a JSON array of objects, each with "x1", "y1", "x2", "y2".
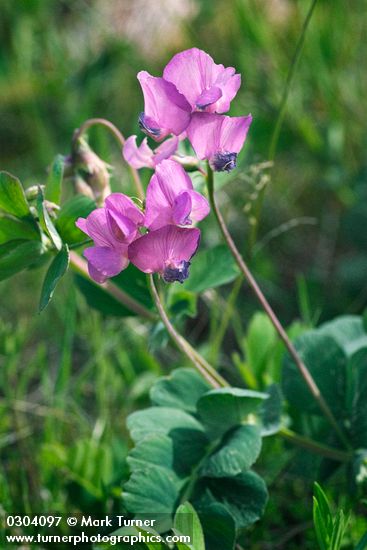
[
  {"x1": 163, "y1": 48, "x2": 241, "y2": 114},
  {"x1": 76, "y1": 193, "x2": 144, "y2": 283},
  {"x1": 129, "y1": 225, "x2": 200, "y2": 283},
  {"x1": 137, "y1": 71, "x2": 191, "y2": 141},
  {"x1": 144, "y1": 159, "x2": 210, "y2": 230},
  {"x1": 123, "y1": 135, "x2": 178, "y2": 169},
  {"x1": 187, "y1": 112, "x2": 252, "y2": 172}
]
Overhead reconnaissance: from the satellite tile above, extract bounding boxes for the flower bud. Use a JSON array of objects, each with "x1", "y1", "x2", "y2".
[{"x1": 72, "y1": 137, "x2": 111, "y2": 205}]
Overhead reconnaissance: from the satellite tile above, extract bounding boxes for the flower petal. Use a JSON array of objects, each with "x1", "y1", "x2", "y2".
[
  {"x1": 163, "y1": 48, "x2": 240, "y2": 113},
  {"x1": 84, "y1": 245, "x2": 129, "y2": 283},
  {"x1": 106, "y1": 209, "x2": 138, "y2": 243},
  {"x1": 76, "y1": 208, "x2": 114, "y2": 248},
  {"x1": 172, "y1": 191, "x2": 192, "y2": 225},
  {"x1": 144, "y1": 159, "x2": 193, "y2": 230},
  {"x1": 187, "y1": 190, "x2": 210, "y2": 222},
  {"x1": 137, "y1": 71, "x2": 191, "y2": 141},
  {"x1": 153, "y1": 136, "x2": 179, "y2": 166},
  {"x1": 105, "y1": 193, "x2": 145, "y2": 227},
  {"x1": 196, "y1": 86, "x2": 222, "y2": 110},
  {"x1": 128, "y1": 225, "x2": 200, "y2": 276},
  {"x1": 187, "y1": 112, "x2": 252, "y2": 162},
  {"x1": 213, "y1": 70, "x2": 241, "y2": 113},
  {"x1": 123, "y1": 135, "x2": 154, "y2": 169}
]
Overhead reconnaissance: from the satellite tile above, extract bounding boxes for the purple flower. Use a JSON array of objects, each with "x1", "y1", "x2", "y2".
[
  {"x1": 187, "y1": 112, "x2": 252, "y2": 172},
  {"x1": 137, "y1": 71, "x2": 191, "y2": 142},
  {"x1": 76, "y1": 193, "x2": 144, "y2": 283},
  {"x1": 163, "y1": 48, "x2": 241, "y2": 114},
  {"x1": 144, "y1": 159, "x2": 210, "y2": 231},
  {"x1": 129, "y1": 225, "x2": 200, "y2": 283},
  {"x1": 123, "y1": 135, "x2": 178, "y2": 169}
]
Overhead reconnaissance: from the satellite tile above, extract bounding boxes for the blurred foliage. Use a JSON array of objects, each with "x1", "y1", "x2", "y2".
[{"x1": 1, "y1": 0, "x2": 367, "y2": 548}]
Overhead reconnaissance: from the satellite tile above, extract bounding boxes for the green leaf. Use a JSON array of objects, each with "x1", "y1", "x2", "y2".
[
  {"x1": 94, "y1": 526, "x2": 167, "y2": 549},
  {"x1": 330, "y1": 510, "x2": 349, "y2": 550},
  {"x1": 56, "y1": 195, "x2": 96, "y2": 245},
  {"x1": 243, "y1": 312, "x2": 277, "y2": 378},
  {"x1": 201, "y1": 425, "x2": 262, "y2": 478},
  {"x1": 127, "y1": 434, "x2": 181, "y2": 475},
  {"x1": 123, "y1": 376, "x2": 267, "y2": 542},
  {"x1": 167, "y1": 287, "x2": 197, "y2": 319},
  {"x1": 75, "y1": 263, "x2": 153, "y2": 318},
  {"x1": 45, "y1": 155, "x2": 64, "y2": 204},
  {"x1": 0, "y1": 214, "x2": 39, "y2": 244},
  {"x1": 183, "y1": 245, "x2": 239, "y2": 293},
  {"x1": 37, "y1": 188, "x2": 62, "y2": 250},
  {"x1": 318, "y1": 315, "x2": 367, "y2": 357},
  {"x1": 174, "y1": 502, "x2": 205, "y2": 550},
  {"x1": 197, "y1": 388, "x2": 267, "y2": 437},
  {"x1": 198, "y1": 503, "x2": 236, "y2": 550},
  {"x1": 150, "y1": 368, "x2": 211, "y2": 415},
  {"x1": 313, "y1": 483, "x2": 333, "y2": 543},
  {"x1": 0, "y1": 171, "x2": 30, "y2": 218},
  {"x1": 123, "y1": 465, "x2": 181, "y2": 533},
  {"x1": 0, "y1": 239, "x2": 43, "y2": 281},
  {"x1": 196, "y1": 471, "x2": 268, "y2": 530},
  {"x1": 282, "y1": 332, "x2": 346, "y2": 416},
  {"x1": 127, "y1": 407, "x2": 206, "y2": 443},
  {"x1": 39, "y1": 245, "x2": 69, "y2": 312},
  {"x1": 127, "y1": 407, "x2": 208, "y2": 472},
  {"x1": 313, "y1": 499, "x2": 329, "y2": 550}
]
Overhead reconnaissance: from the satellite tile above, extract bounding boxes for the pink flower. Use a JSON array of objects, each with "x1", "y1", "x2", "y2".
[
  {"x1": 144, "y1": 159, "x2": 210, "y2": 231},
  {"x1": 137, "y1": 71, "x2": 191, "y2": 142},
  {"x1": 187, "y1": 112, "x2": 252, "y2": 172},
  {"x1": 163, "y1": 48, "x2": 241, "y2": 114},
  {"x1": 129, "y1": 225, "x2": 200, "y2": 283},
  {"x1": 123, "y1": 135, "x2": 178, "y2": 169},
  {"x1": 76, "y1": 193, "x2": 144, "y2": 283}
]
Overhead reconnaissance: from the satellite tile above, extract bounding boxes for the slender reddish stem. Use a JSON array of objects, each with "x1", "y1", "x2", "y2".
[
  {"x1": 148, "y1": 274, "x2": 228, "y2": 388},
  {"x1": 206, "y1": 167, "x2": 351, "y2": 450},
  {"x1": 72, "y1": 118, "x2": 145, "y2": 200}
]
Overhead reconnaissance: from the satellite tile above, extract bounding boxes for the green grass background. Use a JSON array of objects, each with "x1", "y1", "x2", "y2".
[{"x1": 1, "y1": 0, "x2": 366, "y2": 547}]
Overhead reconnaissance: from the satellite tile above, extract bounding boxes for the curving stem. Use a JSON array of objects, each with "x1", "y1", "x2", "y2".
[
  {"x1": 148, "y1": 274, "x2": 228, "y2": 388},
  {"x1": 206, "y1": 166, "x2": 351, "y2": 450},
  {"x1": 72, "y1": 117, "x2": 145, "y2": 200}
]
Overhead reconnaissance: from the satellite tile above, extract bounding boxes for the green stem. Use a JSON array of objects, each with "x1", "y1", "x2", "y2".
[
  {"x1": 249, "y1": 0, "x2": 318, "y2": 251},
  {"x1": 206, "y1": 166, "x2": 351, "y2": 450},
  {"x1": 148, "y1": 274, "x2": 228, "y2": 388},
  {"x1": 69, "y1": 251, "x2": 156, "y2": 321},
  {"x1": 279, "y1": 428, "x2": 351, "y2": 463},
  {"x1": 72, "y1": 117, "x2": 145, "y2": 200}
]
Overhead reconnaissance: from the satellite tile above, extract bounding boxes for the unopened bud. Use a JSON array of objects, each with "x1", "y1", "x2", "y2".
[
  {"x1": 73, "y1": 174, "x2": 95, "y2": 201},
  {"x1": 72, "y1": 137, "x2": 112, "y2": 205}
]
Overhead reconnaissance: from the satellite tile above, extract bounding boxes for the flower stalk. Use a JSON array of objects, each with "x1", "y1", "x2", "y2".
[
  {"x1": 206, "y1": 165, "x2": 351, "y2": 450},
  {"x1": 148, "y1": 274, "x2": 228, "y2": 388},
  {"x1": 72, "y1": 118, "x2": 145, "y2": 200}
]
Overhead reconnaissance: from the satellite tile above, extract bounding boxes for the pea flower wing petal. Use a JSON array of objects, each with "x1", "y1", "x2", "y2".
[
  {"x1": 84, "y1": 245, "x2": 129, "y2": 283},
  {"x1": 137, "y1": 71, "x2": 191, "y2": 141}
]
